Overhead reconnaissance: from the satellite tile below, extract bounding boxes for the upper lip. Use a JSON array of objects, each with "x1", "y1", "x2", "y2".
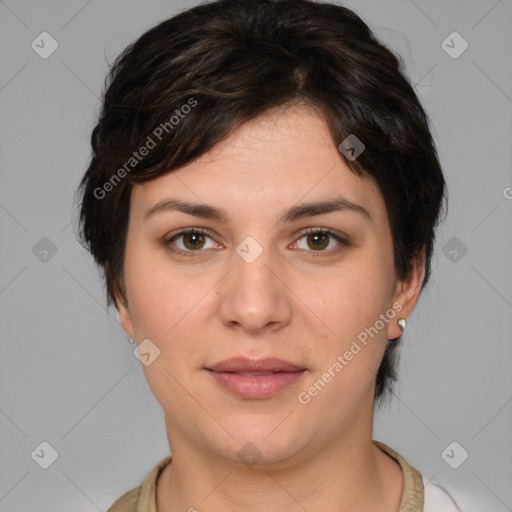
[{"x1": 206, "y1": 357, "x2": 305, "y2": 373}]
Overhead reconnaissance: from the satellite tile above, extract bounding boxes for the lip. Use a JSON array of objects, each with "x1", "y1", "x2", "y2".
[
  {"x1": 205, "y1": 357, "x2": 306, "y2": 399},
  {"x1": 207, "y1": 357, "x2": 304, "y2": 373}
]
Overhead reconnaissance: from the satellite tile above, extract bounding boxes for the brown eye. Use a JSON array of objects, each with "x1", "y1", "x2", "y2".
[
  {"x1": 166, "y1": 229, "x2": 217, "y2": 254},
  {"x1": 293, "y1": 228, "x2": 349, "y2": 256}
]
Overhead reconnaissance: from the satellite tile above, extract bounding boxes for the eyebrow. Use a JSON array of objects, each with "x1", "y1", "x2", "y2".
[{"x1": 144, "y1": 197, "x2": 372, "y2": 224}]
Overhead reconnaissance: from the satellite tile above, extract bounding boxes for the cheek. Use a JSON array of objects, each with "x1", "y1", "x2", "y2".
[
  {"x1": 124, "y1": 257, "x2": 214, "y2": 413},
  {"x1": 124, "y1": 252, "x2": 224, "y2": 404},
  {"x1": 303, "y1": 254, "x2": 394, "y2": 342},
  {"x1": 124, "y1": 241, "x2": 209, "y2": 338},
  {"x1": 294, "y1": 266, "x2": 394, "y2": 412}
]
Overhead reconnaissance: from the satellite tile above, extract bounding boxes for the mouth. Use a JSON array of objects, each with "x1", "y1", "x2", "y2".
[{"x1": 205, "y1": 357, "x2": 306, "y2": 399}]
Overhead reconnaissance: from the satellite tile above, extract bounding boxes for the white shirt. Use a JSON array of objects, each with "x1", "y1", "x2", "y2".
[{"x1": 423, "y1": 477, "x2": 462, "y2": 511}]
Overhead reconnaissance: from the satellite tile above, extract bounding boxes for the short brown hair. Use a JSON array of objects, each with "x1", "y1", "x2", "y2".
[{"x1": 77, "y1": 0, "x2": 446, "y2": 402}]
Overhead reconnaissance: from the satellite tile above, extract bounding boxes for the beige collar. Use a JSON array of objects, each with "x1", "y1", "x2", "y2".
[{"x1": 374, "y1": 440, "x2": 424, "y2": 511}]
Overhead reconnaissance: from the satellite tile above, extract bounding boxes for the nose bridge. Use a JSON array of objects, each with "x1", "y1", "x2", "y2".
[
  {"x1": 218, "y1": 234, "x2": 292, "y2": 332},
  {"x1": 232, "y1": 234, "x2": 279, "y2": 303}
]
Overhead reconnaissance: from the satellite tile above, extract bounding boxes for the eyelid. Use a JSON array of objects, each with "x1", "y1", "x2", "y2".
[{"x1": 165, "y1": 227, "x2": 349, "y2": 256}]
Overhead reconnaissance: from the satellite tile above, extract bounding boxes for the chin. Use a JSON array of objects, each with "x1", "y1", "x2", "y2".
[{"x1": 204, "y1": 415, "x2": 313, "y2": 469}]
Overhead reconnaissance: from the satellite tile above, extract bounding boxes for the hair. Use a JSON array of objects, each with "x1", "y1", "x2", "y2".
[{"x1": 77, "y1": 0, "x2": 447, "y2": 403}]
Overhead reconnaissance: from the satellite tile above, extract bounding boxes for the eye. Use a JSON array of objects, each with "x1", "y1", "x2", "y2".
[
  {"x1": 165, "y1": 227, "x2": 349, "y2": 258},
  {"x1": 166, "y1": 228, "x2": 218, "y2": 255},
  {"x1": 292, "y1": 228, "x2": 348, "y2": 255}
]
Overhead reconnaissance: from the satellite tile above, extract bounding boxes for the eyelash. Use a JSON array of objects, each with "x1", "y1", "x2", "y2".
[{"x1": 165, "y1": 227, "x2": 349, "y2": 259}]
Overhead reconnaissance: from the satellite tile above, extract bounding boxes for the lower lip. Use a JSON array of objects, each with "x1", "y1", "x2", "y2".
[{"x1": 207, "y1": 370, "x2": 306, "y2": 399}]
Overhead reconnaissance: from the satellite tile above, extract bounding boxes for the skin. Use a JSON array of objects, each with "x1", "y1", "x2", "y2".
[{"x1": 116, "y1": 104, "x2": 425, "y2": 512}]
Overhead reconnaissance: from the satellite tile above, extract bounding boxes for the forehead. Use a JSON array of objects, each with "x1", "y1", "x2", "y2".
[{"x1": 130, "y1": 105, "x2": 386, "y2": 225}]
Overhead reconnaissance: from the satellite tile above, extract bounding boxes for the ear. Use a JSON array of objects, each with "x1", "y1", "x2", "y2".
[
  {"x1": 387, "y1": 249, "x2": 426, "y2": 340},
  {"x1": 114, "y1": 286, "x2": 134, "y2": 339}
]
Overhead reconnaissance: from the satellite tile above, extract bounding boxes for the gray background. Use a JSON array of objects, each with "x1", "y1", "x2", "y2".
[{"x1": 1, "y1": 0, "x2": 511, "y2": 510}]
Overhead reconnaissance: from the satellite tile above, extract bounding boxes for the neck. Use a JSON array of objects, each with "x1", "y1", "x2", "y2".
[{"x1": 156, "y1": 421, "x2": 403, "y2": 512}]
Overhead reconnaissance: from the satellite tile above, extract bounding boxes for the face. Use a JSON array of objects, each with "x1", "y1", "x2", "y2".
[{"x1": 117, "y1": 105, "x2": 423, "y2": 467}]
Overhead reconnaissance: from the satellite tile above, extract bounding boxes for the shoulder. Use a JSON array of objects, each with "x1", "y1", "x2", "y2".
[
  {"x1": 423, "y1": 476, "x2": 462, "y2": 512},
  {"x1": 106, "y1": 486, "x2": 139, "y2": 512},
  {"x1": 106, "y1": 454, "x2": 173, "y2": 512}
]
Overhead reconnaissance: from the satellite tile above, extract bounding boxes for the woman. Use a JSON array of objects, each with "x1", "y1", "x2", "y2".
[{"x1": 78, "y1": 0, "x2": 459, "y2": 510}]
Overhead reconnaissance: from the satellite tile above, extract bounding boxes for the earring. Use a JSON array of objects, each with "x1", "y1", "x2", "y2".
[
  {"x1": 397, "y1": 318, "x2": 407, "y2": 332},
  {"x1": 127, "y1": 336, "x2": 134, "y2": 344}
]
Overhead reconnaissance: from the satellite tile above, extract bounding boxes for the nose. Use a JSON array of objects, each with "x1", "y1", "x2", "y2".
[{"x1": 218, "y1": 243, "x2": 292, "y2": 335}]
